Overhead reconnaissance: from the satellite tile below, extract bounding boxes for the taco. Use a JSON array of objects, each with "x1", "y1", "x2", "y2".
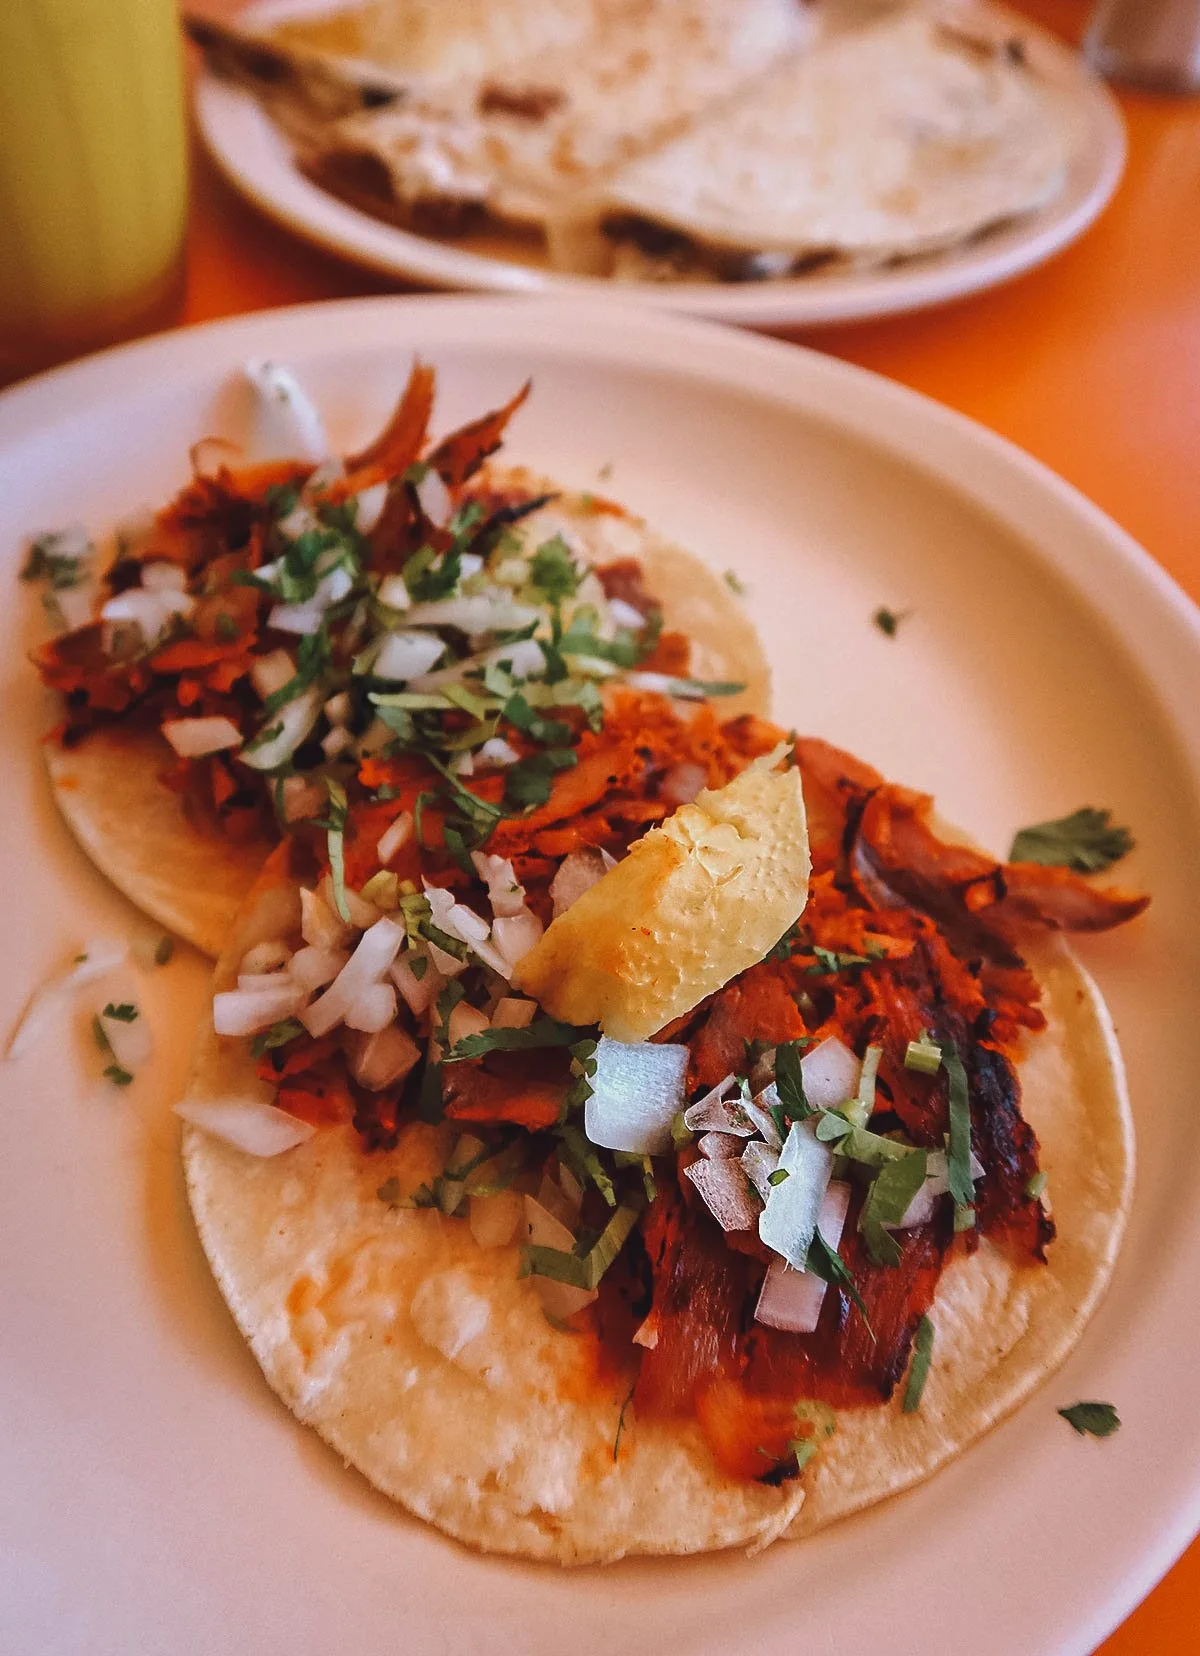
[
  {"x1": 176, "y1": 677, "x2": 1145, "y2": 1562},
  {"x1": 26, "y1": 364, "x2": 765, "y2": 956}
]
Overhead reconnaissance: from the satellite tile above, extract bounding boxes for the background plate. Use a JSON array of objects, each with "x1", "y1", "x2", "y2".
[
  {"x1": 0, "y1": 297, "x2": 1197, "y2": 1656},
  {"x1": 193, "y1": 2, "x2": 1126, "y2": 326}
]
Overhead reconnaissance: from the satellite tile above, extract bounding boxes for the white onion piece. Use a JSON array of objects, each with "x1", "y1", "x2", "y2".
[
  {"x1": 376, "y1": 811, "x2": 414, "y2": 866},
  {"x1": 800, "y1": 1036, "x2": 861, "y2": 1112},
  {"x1": 411, "y1": 636, "x2": 544, "y2": 691},
  {"x1": 471, "y1": 851, "x2": 526, "y2": 918},
  {"x1": 683, "y1": 1074, "x2": 752, "y2": 1137},
  {"x1": 447, "y1": 1002, "x2": 490, "y2": 1047},
  {"x1": 237, "y1": 971, "x2": 295, "y2": 993},
  {"x1": 373, "y1": 629, "x2": 446, "y2": 682},
  {"x1": 288, "y1": 944, "x2": 348, "y2": 993},
  {"x1": 323, "y1": 691, "x2": 351, "y2": 726},
  {"x1": 53, "y1": 580, "x2": 97, "y2": 632},
  {"x1": 743, "y1": 1091, "x2": 783, "y2": 1148},
  {"x1": 450, "y1": 750, "x2": 474, "y2": 777},
  {"x1": 632, "y1": 1314, "x2": 659, "y2": 1350},
  {"x1": 141, "y1": 561, "x2": 187, "y2": 593},
  {"x1": 458, "y1": 553, "x2": 484, "y2": 580},
  {"x1": 423, "y1": 882, "x2": 509, "y2": 976},
  {"x1": 684, "y1": 1157, "x2": 760, "y2": 1232},
  {"x1": 535, "y1": 1172, "x2": 578, "y2": 1231},
  {"x1": 176, "y1": 1096, "x2": 315, "y2": 1157},
  {"x1": 894, "y1": 1150, "x2": 986, "y2": 1229},
  {"x1": 427, "y1": 942, "x2": 467, "y2": 978},
  {"x1": 300, "y1": 886, "x2": 351, "y2": 951},
  {"x1": 758, "y1": 1120, "x2": 833, "y2": 1269},
  {"x1": 390, "y1": 951, "x2": 444, "y2": 1017},
  {"x1": 213, "y1": 984, "x2": 306, "y2": 1036},
  {"x1": 698, "y1": 1131, "x2": 741, "y2": 1160},
  {"x1": 491, "y1": 909, "x2": 543, "y2": 971},
  {"x1": 491, "y1": 996, "x2": 536, "y2": 1030},
  {"x1": 443, "y1": 901, "x2": 489, "y2": 944},
  {"x1": 741, "y1": 1139, "x2": 782, "y2": 1201},
  {"x1": 344, "y1": 981, "x2": 398, "y2": 1034},
  {"x1": 240, "y1": 939, "x2": 291, "y2": 974},
  {"x1": 302, "y1": 918, "x2": 404, "y2": 1038},
  {"x1": 608, "y1": 597, "x2": 645, "y2": 630},
  {"x1": 549, "y1": 847, "x2": 616, "y2": 918},
  {"x1": 353, "y1": 481, "x2": 388, "y2": 534},
  {"x1": 96, "y1": 1003, "x2": 152, "y2": 1072},
  {"x1": 322, "y1": 874, "x2": 380, "y2": 931},
  {"x1": 302, "y1": 455, "x2": 345, "y2": 499},
  {"x1": 523, "y1": 1194, "x2": 597, "y2": 1319},
  {"x1": 280, "y1": 775, "x2": 325, "y2": 823},
  {"x1": 584, "y1": 1036, "x2": 688, "y2": 1155},
  {"x1": 321, "y1": 726, "x2": 353, "y2": 760},
  {"x1": 414, "y1": 466, "x2": 452, "y2": 527},
  {"x1": 660, "y1": 762, "x2": 708, "y2": 806},
  {"x1": 244, "y1": 359, "x2": 329, "y2": 464},
  {"x1": 405, "y1": 595, "x2": 538, "y2": 636},
  {"x1": 160, "y1": 716, "x2": 242, "y2": 759},
  {"x1": 755, "y1": 1181, "x2": 851, "y2": 1333},
  {"x1": 376, "y1": 573, "x2": 410, "y2": 611},
  {"x1": 239, "y1": 684, "x2": 322, "y2": 770},
  {"x1": 101, "y1": 586, "x2": 193, "y2": 647},
  {"x1": 277, "y1": 502, "x2": 319, "y2": 541},
  {"x1": 268, "y1": 566, "x2": 353, "y2": 634},
  {"x1": 476, "y1": 737, "x2": 521, "y2": 768},
  {"x1": 469, "y1": 1190, "x2": 523, "y2": 1249},
  {"x1": 5, "y1": 938, "x2": 129, "y2": 1061},
  {"x1": 625, "y1": 671, "x2": 708, "y2": 699}
]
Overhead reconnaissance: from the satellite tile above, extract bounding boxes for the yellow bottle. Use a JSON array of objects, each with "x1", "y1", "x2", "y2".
[{"x1": 0, "y1": 0, "x2": 188, "y2": 377}]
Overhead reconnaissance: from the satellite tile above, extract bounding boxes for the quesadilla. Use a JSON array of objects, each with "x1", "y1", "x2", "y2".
[
  {"x1": 178, "y1": 711, "x2": 1142, "y2": 1560},
  {"x1": 26, "y1": 364, "x2": 767, "y2": 956},
  {"x1": 549, "y1": 13, "x2": 1070, "y2": 280}
]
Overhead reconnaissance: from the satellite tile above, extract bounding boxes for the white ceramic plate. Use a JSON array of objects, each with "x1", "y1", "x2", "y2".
[
  {"x1": 1, "y1": 297, "x2": 1197, "y2": 1656},
  {"x1": 193, "y1": 3, "x2": 1126, "y2": 326}
]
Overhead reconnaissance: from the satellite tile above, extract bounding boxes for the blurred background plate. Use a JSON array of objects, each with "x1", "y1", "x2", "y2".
[
  {"x1": 193, "y1": 2, "x2": 1127, "y2": 325},
  {"x1": 0, "y1": 297, "x2": 1196, "y2": 1656}
]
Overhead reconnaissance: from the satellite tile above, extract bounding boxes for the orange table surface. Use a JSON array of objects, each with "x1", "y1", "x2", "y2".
[{"x1": 24, "y1": 0, "x2": 1200, "y2": 1646}]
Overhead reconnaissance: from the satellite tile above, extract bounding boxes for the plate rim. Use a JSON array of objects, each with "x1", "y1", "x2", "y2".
[
  {"x1": 1, "y1": 293, "x2": 1198, "y2": 1656},
  {"x1": 189, "y1": 3, "x2": 1128, "y2": 327}
]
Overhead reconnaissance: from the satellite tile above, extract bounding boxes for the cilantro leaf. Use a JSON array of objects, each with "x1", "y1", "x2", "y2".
[
  {"x1": 528, "y1": 534, "x2": 581, "y2": 604},
  {"x1": 774, "y1": 1040, "x2": 811, "y2": 1124},
  {"x1": 872, "y1": 606, "x2": 908, "y2": 637},
  {"x1": 903, "y1": 1315, "x2": 935, "y2": 1412},
  {"x1": 1009, "y1": 807, "x2": 1134, "y2": 874},
  {"x1": 858, "y1": 1149, "x2": 928, "y2": 1267},
  {"x1": 250, "y1": 1018, "x2": 306, "y2": 1059},
  {"x1": 1058, "y1": 1401, "x2": 1121, "y2": 1438},
  {"x1": 503, "y1": 747, "x2": 577, "y2": 811},
  {"x1": 442, "y1": 1016, "x2": 590, "y2": 1063},
  {"x1": 103, "y1": 1064, "x2": 134, "y2": 1087},
  {"x1": 941, "y1": 1039, "x2": 975, "y2": 1229},
  {"x1": 154, "y1": 935, "x2": 175, "y2": 967},
  {"x1": 102, "y1": 1002, "x2": 138, "y2": 1023},
  {"x1": 804, "y1": 1231, "x2": 873, "y2": 1336}
]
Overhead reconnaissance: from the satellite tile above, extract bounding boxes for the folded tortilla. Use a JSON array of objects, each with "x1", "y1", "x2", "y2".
[
  {"x1": 42, "y1": 472, "x2": 768, "y2": 958},
  {"x1": 179, "y1": 822, "x2": 1132, "y2": 1561},
  {"x1": 547, "y1": 13, "x2": 1069, "y2": 279}
]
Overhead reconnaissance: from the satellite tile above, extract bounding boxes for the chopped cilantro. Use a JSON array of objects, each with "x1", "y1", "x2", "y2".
[
  {"x1": 250, "y1": 1018, "x2": 305, "y2": 1059},
  {"x1": 1009, "y1": 807, "x2": 1134, "y2": 874},
  {"x1": 443, "y1": 1016, "x2": 591, "y2": 1063},
  {"x1": 872, "y1": 606, "x2": 908, "y2": 637},
  {"x1": 774, "y1": 1039, "x2": 811, "y2": 1125},
  {"x1": 21, "y1": 529, "x2": 93, "y2": 590},
  {"x1": 322, "y1": 777, "x2": 351, "y2": 923},
  {"x1": 941, "y1": 1040, "x2": 975, "y2": 1231},
  {"x1": 1026, "y1": 1170, "x2": 1049, "y2": 1201},
  {"x1": 102, "y1": 1002, "x2": 138, "y2": 1023},
  {"x1": 91, "y1": 1015, "x2": 112, "y2": 1054},
  {"x1": 103, "y1": 1064, "x2": 134, "y2": 1087},
  {"x1": 528, "y1": 534, "x2": 580, "y2": 603},
  {"x1": 519, "y1": 1202, "x2": 641, "y2": 1291},
  {"x1": 859, "y1": 1149, "x2": 928, "y2": 1267},
  {"x1": 503, "y1": 747, "x2": 577, "y2": 811},
  {"x1": 903, "y1": 1315, "x2": 935, "y2": 1412},
  {"x1": 805, "y1": 944, "x2": 882, "y2": 976},
  {"x1": 805, "y1": 1231, "x2": 873, "y2": 1335},
  {"x1": 1058, "y1": 1401, "x2": 1120, "y2": 1438},
  {"x1": 377, "y1": 1176, "x2": 404, "y2": 1207},
  {"x1": 154, "y1": 935, "x2": 175, "y2": 967},
  {"x1": 214, "y1": 612, "x2": 240, "y2": 642},
  {"x1": 723, "y1": 569, "x2": 746, "y2": 596}
]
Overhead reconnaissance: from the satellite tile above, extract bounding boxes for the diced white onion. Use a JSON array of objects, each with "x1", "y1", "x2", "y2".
[
  {"x1": 376, "y1": 811, "x2": 414, "y2": 866},
  {"x1": 288, "y1": 944, "x2": 348, "y2": 993},
  {"x1": 800, "y1": 1036, "x2": 861, "y2": 1113},
  {"x1": 683, "y1": 1074, "x2": 752, "y2": 1136},
  {"x1": 344, "y1": 981, "x2": 397, "y2": 1034},
  {"x1": 160, "y1": 716, "x2": 242, "y2": 759},
  {"x1": 140, "y1": 561, "x2": 187, "y2": 593},
  {"x1": 323, "y1": 691, "x2": 351, "y2": 726},
  {"x1": 660, "y1": 762, "x2": 708, "y2": 806},
  {"x1": 755, "y1": 1182, "x2": 851, "y2": 1333},
  {"x1": 251, "y1": 649, "x2": 296, "y2": 700},
  {"x1": 683, "y1": 1157, "x2": 760, "y2": 1231},
  {"x1": 300, "y1": 886, "x2": 352, "y2": 951},
  {"x1": 476, "y1": 737, "x2": 521, "y2": 768},
  {"x1": 390, "y1": 951, "x2": 444, "y2": 1017},
  {"x1": 608, "y1": 598, "x2": 645, "y2": 630},
  {"x1": 411, "y1": 637, "x2": 544, "y2": 691},
  {"x1": 102, "y1": 587, "x2": 193, "y2": 647},
  {"x1": 7, "y1": 940, "x2": 130, "y2": 1060},
  {"x1": 280, "y1": 775, "x2": 325, "y2": 823},
  {"x1": 268, "y1": 567, "x2": 353, "y2": 634},
  {"x1": 212, "y1": 984, "x2": 306, "y2": 1036},
  {"x1": 698, "y1": 1131, "x2": 741, "y2": 1160},
  {"x1": 373, "y1": 629, "x2": 446, "y2": 682},
  {"x1": 175, "y1": 1095, "x2": 315, "y2": 1157},
  {"x1": 240, "y1": 939, "x2": 291, "y2": 974},
  {"x1": 237, "y1": 970, "x2": 295, "y2": 993},
  {"x1": 321, "y1": 726, "x2": 353, "y2": 760},
  {"x1": 447, "y1": 1002, "x2": 490, "y2": 1047},
  {"x1": 492, "y1": 910, "x2": 543, "y2": 972},
  {"x1": 352, "y1": 481, "x2": 388, "y2": 534},
  {"x1": 741, "y1": 1138, "x2": 782, "y2": 1200},
  {"x1": 549, "y1": 847, "x2": 616, "y2": 918},
  {"x1": 244, "y1": 359, "x2": 329, "y2": 464},
  {"x1": 96, "y1": 1002, "x2": 153, "y2": 1072},
  {"x1": 445, "y1": 902, "x2": 489, "y2": 944},
  {"x1": 321, "y1": 874, "x2": 380, "y2": 931},
  {"x1": 536, "y1": 1170, "x2": 579, "y2": 1230},
  {"x1": 376, "y1": 573, "x2": 411, "y2": 611},
  {"x1": 239, "y1": 684, "x2": 322, "y2": 771},
  {"x1": 427, "y1": 942, "x2": 467, "y2": 978},
  {"x1": 743, "y1": 1090, "x2": 784, "y2": 1147},
  {"x1": 584, "y1": 1035, "x2": 689, "y2": 1155},
  {"x1": 758, "y1": 1120, "x2": 833, "y2": 1269},
  {"x1": 471, "y1": 851, "x2": 527, "y2": 918},
  {"x1": 450, "y1": 751, "x2": 474, "y2": 777},
  {"x1": 894, "y1": 1150, "x2": 986, "y2": 1229},
  {"x1": 52, "y1": 580, "x2": 97, "y2": 632},
  {"x1": 469, "y1": 1190, "x2": 523, "y2": 1249},
  {"x1": 523, "y1": 1194, "x2": 597, "y2": 1319},
  {"x1": 349, "y1": 1024, "x2": 420, "y2": 1090},
  {"x1": 491, "y1": 996, "x2": 536, "y2": 1029},
  {"x1": 405, "y1": 595, "x2": 538, "y2": 637},
  {"x1": 301, "y1": 917, "x2": 405, "y2": 1038},
  {"x1": 423, "y1": 882, "x2": 510, "y2": 976},
  {"x1": 414, "y1": 467, "x2": 452, "y2": 527}
]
